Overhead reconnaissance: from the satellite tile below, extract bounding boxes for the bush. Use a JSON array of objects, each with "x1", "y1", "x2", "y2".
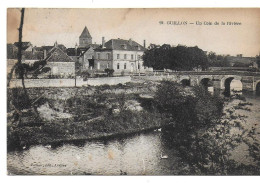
[
  {"x1": 104, "y1": 68, "x2": 114, "y2": 77},
  {"x1": 155, "y1": 80, "x2": 259, "y2": 174}
]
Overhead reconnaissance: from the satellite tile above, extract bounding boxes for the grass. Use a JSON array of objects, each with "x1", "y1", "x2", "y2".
[{"x1": 7, "y1": 83, "x2": 163, "y2": 152}]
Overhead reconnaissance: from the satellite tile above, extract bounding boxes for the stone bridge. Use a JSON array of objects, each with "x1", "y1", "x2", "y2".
[{"x1": 138, "y1": 71, "x2": 260, "y2": 96}]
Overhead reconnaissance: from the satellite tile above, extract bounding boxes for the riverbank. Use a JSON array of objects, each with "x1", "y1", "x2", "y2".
[{"x1": 7, "y1": 81, "x2": 163, "y2": 152}]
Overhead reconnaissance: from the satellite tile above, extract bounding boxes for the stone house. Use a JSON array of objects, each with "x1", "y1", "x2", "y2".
[
  {"x1": 94, "y1": 38, "x2": 147, "y2": 75},
  {"x1": 43, "y1": 43, "x2": 75, "y2": 78}
]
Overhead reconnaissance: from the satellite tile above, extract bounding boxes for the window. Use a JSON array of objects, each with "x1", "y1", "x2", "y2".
[
  {"x1": 117, "y1": 63, "x2": 120, "y2": 69},
  {"x1": 97, "y1": 53, "x2": 100, "y2": 59},
  {"x1": 131, "y1": 54, "x2": 134, "y2": 60},
  {"x1": 138, "y1": 63, "x2": 140, "y2": 70},
  {"x1": 107, "y1": 63, "x2": 110, "y2": 68},
  {"x1": 117, "y1": 54, "x2": 120, "y2": 59},
  {"x1": 124, "y1": 63, "x2": 127, "y2": 69},
  {"x1": 124, "y1": 54, "x2": 127, "y2": 59},
  {"x1": 138, "y1": 55, "x2": 141, "y2": 60},
  {"x1": 106, "y1": 53, "x2": 110, "y2": 60}
]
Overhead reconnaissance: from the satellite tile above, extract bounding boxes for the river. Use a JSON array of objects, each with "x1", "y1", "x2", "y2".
[
  {"x1": 7, "y1": 81, "x2": 260, "y2": 175},
  {"x1": 7, "y1": 131, "x2": 184, "y2": 175}
]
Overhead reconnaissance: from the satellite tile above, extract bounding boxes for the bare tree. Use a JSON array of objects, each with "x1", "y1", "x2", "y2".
[{"x1": 8, "y1": 8, "x2": 39, "y2": 120}]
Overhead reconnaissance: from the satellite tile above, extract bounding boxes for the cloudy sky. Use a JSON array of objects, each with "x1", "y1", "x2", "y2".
[{"x1": 7, "y1": 8, "x2": 260, "y2": 56}]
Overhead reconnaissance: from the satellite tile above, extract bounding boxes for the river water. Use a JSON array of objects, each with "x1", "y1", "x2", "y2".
[
  {"x1": 7, "y1": 131, "x2": 183, "y2": 175},
  {"x1": 7, "y1": 81, "x2": 260, "y2": 175}
]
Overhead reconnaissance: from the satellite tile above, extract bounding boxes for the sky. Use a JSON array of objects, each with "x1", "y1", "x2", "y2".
[{"x1": 7, "y1": 8, "x2": 260, "y2": 57}]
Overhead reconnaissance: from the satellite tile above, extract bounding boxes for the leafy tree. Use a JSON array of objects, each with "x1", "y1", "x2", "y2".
[
  {"x1": 104, "y1": 68, "x2": 114, "y2": 77},
  {"x1": 154, "y1": 81, "x2": 259, "y2": 174},
  {"x1": 208, "y1": 52, "x2": 231, "y2": 67},
  {"x1": 142, "y1": 44, "x2": 209, "y2": 71}
]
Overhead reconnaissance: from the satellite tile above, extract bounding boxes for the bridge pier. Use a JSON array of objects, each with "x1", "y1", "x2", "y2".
[{"x1": 212, "y1": 78, "x2": 222, "y2": 95}]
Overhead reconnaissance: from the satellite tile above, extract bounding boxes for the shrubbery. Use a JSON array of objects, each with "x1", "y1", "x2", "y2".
[{"x1": 155, "y1": 80, "x2": 259, "y2": 175}]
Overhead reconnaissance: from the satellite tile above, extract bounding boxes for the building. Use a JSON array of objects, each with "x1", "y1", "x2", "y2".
[
  {"x1": 67, "y1": 26, "x2": 100, "y2": 73},
  {"x1": 43, "y1": 42, "x2": 75, "y2": 78},
  {"x1": 79, "y1": 26, "x2": 92, "y2": 47},
  {"x1": 94, "y1": 37, "x2": 147, "y2": 75},
  {"x1": 7, "y1": 41, "x2": 75, "y2": 79}
]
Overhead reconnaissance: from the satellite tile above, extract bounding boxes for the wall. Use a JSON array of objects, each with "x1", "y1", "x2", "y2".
[
  {"x1": 9, "y1": 79, "x2": 76, "y2": 88},
  {"x1": 9, "y1": 76, "x2": 131, "y2": 88},
  {"x1": 46, "y1": 62, "x2": 75, "y2": 77},
  {"x1": 77, "y1": 76, "x2": 131, "y2": 86},
  {"x1": 112, "y1": 50, "x2": 145, "y2": 74}
]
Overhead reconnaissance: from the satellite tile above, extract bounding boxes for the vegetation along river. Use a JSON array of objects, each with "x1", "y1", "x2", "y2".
[{"x1": 7, "y1": 81, "x2": 260, "y2": 175}]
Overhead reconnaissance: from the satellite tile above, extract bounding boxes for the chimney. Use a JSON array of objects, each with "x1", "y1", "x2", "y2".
[
  {"x1": 143, "y1": 40, "x2": 146, "y2": 48},
  {"x1": 102, "y1": 37, "x2": 105, "y2": 48},
  {"x1": 54, "y1": 41, "x2": 58, "y2": 47},
  {"x1": 43, "y1": 50, "x2": 47, "y2": 59},
  {"x1": 129, "y1": 38, "x2": 132, "y2": 46}
]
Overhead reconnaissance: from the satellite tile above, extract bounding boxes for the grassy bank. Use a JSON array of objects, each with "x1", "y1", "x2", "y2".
[{"x1": 7, "y1": 82, "x2": 162, "y2": 151}]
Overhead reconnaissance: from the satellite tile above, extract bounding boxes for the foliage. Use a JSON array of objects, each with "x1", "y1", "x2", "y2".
[
  {"x1": 81, "y1": 71, "x2": 91, "y2": 81},
  {"x1": 7, "y1": 86, "x2": 162, "y2": 152},
  {"x1": 155, "y1": 81, "x2": 259, "y2": 174},
  {"x1": 15, "y1": 60, "x2": 51, "y2": 79},
  {"x1": 143, "y1": 44, "x2": 209, "y2": 71},
  {"x1": 232, "y1": 62, "x2": 251, "y2": 67},
  {"x1": 104, "y1": 68, "x2": 114, "y2": 77},
  {"x1": 208, "y1": 52, "x2": 231, "y2": 67}
]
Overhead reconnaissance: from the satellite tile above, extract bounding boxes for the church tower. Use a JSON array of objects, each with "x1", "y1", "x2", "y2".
[{"x1": 79, "y1": 26, "x2": 92, "y2": 47}]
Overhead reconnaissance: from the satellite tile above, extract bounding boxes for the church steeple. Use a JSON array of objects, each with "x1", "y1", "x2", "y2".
[{"x1": 79, "y1": 26, "x2": 92, "y2": 47}]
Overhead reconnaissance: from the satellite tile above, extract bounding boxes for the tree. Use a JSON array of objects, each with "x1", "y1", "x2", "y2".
[
  {"x1": 7, "y1": 8, "x2": 48, "y2": 124},
  {"x1": 208, "y1": 52, "x2": 231, "y2": 67},
  {"x1": 142, "y1": 44, "x2": 209, "y2": 71},
  {"x1": 154, "y1": 81, "x2": 259, "y2": 174},
  {"x1": 104, "y1": 68, "x2": 114, "y2": 77}
]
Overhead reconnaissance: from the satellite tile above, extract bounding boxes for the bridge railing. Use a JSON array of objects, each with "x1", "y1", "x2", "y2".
[{"x1": 149, "y1": 70, "x2": 260, "y2": 76}]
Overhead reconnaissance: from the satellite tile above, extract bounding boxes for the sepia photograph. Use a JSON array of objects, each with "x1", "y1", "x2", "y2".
[{"x1": 6, "y1": 7, "x2": 260, "y2": 175}]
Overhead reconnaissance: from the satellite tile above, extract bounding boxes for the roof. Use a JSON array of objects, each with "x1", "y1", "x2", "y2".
[
  {"x1": 89, "y1": 44, "x2": 100, "y2": 49},
  {"x1": 46, "y1": 46, "x2": 74, "y2": 62},
  {"x1": 14, "y1": 42, "x2": 32, "y2": 50},
  {"x1": 67, "y1": 48, "x2": 79, "y2": 56},
  {"x1": 22, "y1": 51, "x2": 44, "y2": 60},
  {"x1": 96, "y1": 39, "x2": 146, "y2": 51},
  {"x1": 35, "y1": 44, "x2": 66, "y2": 53},
  {"x1": 35, "y1": 46, "x2": 53, "y2": 52},
  {"x1": 79, "y1": 26, "x2": 92, "y2": 38}
]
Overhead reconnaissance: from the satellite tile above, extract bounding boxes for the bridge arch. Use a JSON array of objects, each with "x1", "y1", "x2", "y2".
[
  {"x1": 221, "y1": 76, "x2": 242, "y2": 97},
  {"x1": 179, "y1": 76, "x2": 191, "y2": 86},
  {"x1": 199, "y1": 76, "x2": 213, "y2": 89}
]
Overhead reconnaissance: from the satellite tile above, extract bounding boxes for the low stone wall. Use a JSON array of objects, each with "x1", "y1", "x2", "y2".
[
  {"x1": 9, "y1": 76, "x2": 132, "y2": 88},
  {"x1": 9, "y1": 79, "x2": 76, "y2": 88},
  {"x1": 77, "y1": 76, "x2": 131, "y2": 86},
  {"x1": 133, "y1": 75, "x2": 176, "y2": 81}
]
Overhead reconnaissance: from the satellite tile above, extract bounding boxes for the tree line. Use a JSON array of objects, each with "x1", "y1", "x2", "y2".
[
  {"x1": 142, "y1": 44, "x2": 209, "y2": 71},
  {"x1": 142, "y1": 44, "x2": 260, "y2": 70}
]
